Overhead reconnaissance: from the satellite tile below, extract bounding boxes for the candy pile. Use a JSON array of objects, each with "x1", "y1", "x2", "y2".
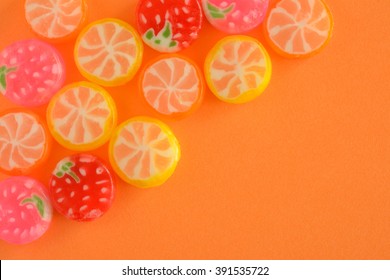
[{"x1": 0, "y1": 0, "x2": 333, "y2": 244}]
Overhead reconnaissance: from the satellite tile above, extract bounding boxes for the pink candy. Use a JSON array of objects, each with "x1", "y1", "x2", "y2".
[
  {"x1": 0, "y1": 39, "x2": 65, "y2": 107},
  {"x1": 0, "y1": 176, "x2": 52, "y2": 244},
  {"x1": 202, "y1": 0, "x2": 269, "y2": 33}
]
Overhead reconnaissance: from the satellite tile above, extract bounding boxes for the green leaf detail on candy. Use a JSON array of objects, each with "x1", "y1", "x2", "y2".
[
  {"x1": 21, "y1": 195, "x2": 45, "y2": 218},
  {"x1": 54, "y1": 160, "x2": 80, "y2": 183},
  {"x1": 143, "y1": 21, "x2": 179, "y2": 51},
  {"x1": 0, "y1": 65, "x2": 17, "y2": 92},
  {"x1": 145, "y1": 30, "x2": 154, "y2": 40},
  {"x1": 162, "y1": 22, "x2": 171, "y2": 38},
  {"x1": 207, "y1": 1, "x2": 235, "y2": 19}
]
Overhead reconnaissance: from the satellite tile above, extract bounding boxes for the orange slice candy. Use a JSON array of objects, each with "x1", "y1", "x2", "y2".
[
  {"x1": 0, "y1": 110, "x2": 50, "y2": 175},
  {"x1": 204, "y1": 35, "x2": 272, "y2": 104},
  {"x1": 25, "y1": 0, "x2": 87, "y2": 41},
  {"x1": 74, "y1": 18, "x2": 143, "y2": 87},
  {"x1": 47, "y1": 81, "x2": 117, "y2": 151},
  {"x1": 109, "y1": 117, "x2": 180, "y2": 188},
  {"x1": 140, "y1": 55, "x2": 204, "y2": 118},
  {"x1": 265, "y1": 0, "x2": 333, "y2": 58}
]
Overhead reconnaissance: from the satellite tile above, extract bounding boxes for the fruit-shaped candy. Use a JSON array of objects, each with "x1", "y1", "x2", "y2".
[
  {"x1": 0, "y1": 110, "x2": 50, "y2": 175},
  {"x1": 109, "y1": 117, "x2": 180, "y2": 188},
  {"x1": 140, "y1": 55, "x2": 204, "y2": 118},
  {"x1": 0, "y1": 176, "x2": 52, "y2": 244},
  {"x1": 74, "y1": 18, "x2": 143, "y2": 87},
  {"x1": 25, "y1": 0, "x2": 87, "y2": 41},
  {"x1": 136, "y1": 0, "x2": 203, "y2": 53},
  {"x1": 201, "y1": 0, "x2": 269, "y2": 33},
  {"x1": 0, "y1": 39, "x2": 65, "y2": 107},
  {"x1": 46, "y1": 82, "x2": 117, "y2": 151},
  {"x1": 204, "y1": 35, "x2": 272, "y2": 104},
  {"x1": 49, "y1": 154, "x2": 115, "y2": 222},
  {"x1": 264, "y1": 0, "x2": 333, "y2": 58}
]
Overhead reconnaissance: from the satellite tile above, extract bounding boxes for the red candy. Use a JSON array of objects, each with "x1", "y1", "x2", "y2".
[
  {"x1": 136, "y1": 0, "x2": 203, "y2": 53},
  {"x1": 49, "y1": 154, "x2": 115, "y2": 222}
]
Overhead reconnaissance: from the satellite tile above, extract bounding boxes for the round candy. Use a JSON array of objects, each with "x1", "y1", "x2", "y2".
[
  {"x1": 109, "y1": 116, "x2": 181, "y2": 188},
  {"x1": 0, "y1": 176, "x2": 52, "y2": 244},
  {"x1": 0, "y1": 110, "x2": 50, "y2": 175},
  {"x1": 140, "y1": 55, "x2": 204, "y2": 118},
  {"x1": 46, "y1": 81, "x2": 117, "y2": 151},
  {"x1": 25, "y1": 0, "x2": 87, "y2": 41},
  {"x1": 49, "y1": 154, "x2": 115, "y2": 222},
  {"x1": 204, "y1": 35, "x2": 272, "y2": 104},
  {"x1": 0, "y1": 39, "x2": 65, "y2": 107},
  {"x1": 264, "y1": 0, "x2": 333, "y2": 58},
  {"x1": 136, "y1": 0, "x2": 203, "y2": 53},
  {"x1": 74, "y1": 18, "x2": 143, "y2": 87},
  {"x1": 201, "y1": 0, "x2": 269, "y2": 33}
]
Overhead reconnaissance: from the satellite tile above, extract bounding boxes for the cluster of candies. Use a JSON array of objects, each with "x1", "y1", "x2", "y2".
[{"x1": 0, "y1": 0, "x2": 333, "y2": 245}]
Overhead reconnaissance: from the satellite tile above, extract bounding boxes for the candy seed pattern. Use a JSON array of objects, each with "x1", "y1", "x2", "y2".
[
  {"x1": 50, "y1": 154, "x2": 115, "y2": 222},
  {"x1": 137, "y1": 0, "x2": 202, "y2": 52},
  {"x1": 0, "y1": 176, "x2": 52, "y2": 244},
  {"x1": 0, "y1": 39, "x2": 65, "y2": 107}
]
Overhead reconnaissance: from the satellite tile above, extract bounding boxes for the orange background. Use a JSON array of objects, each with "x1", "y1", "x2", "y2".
[{"x1": 1, "y1": 0, "x2": 389, "y2": 259}]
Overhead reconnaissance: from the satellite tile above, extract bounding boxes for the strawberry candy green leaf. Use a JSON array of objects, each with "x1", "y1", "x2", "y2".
[{"x1": 207, "y1": 2, "x2": 235, "y2": 19}]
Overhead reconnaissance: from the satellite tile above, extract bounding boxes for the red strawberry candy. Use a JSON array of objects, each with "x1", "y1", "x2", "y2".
[
  {"x1": 0, "y1": 176, "x2": 52, "y2": 245},
  {"x1": 136, "y1": 0, "x2": 203, "y2": 53},
  {"x1": 49, "y1": 154, "x2": 115, "y2": 222},
  {"x1": 0, "y1": 39, "x2": 65, "y2": 107}
]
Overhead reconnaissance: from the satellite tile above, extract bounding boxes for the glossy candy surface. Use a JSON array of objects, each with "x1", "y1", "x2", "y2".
[
  {"x1": 264, "y1": 0, "x2": 333, "y2": 58},
  {"x1": 0, "y1": 110, "x2": 50, "y2": 175},
  {"x1": 74, "y1": 18, "x2": 143, "y2": 87},
  {"x1": 46, "y1": 81, "x2": 117, "y2": 151},
  {"x1": 25, "y1": 0, "x2": 87, "y2": 41},
  {"x1": 140, "y1": 55, "x2": 204, "y2": 118},
  {"x1": 49, "y1": 154, "x2": 115, "y2": 222},
  {"x1": 204, "y1": 35, "x2": 272, "y2": 104},
  {"x1": 0, "y1": 39, "x2": 65, "y2": 107},
  {"x1": 109, "y1": 116, "x2": 180, "y2": 188},
  {"x1": 136, "y1": 0, "x2": 203, "y2": 53},
  {"x1": 202, "y1": 0, "x2": 269, "y2": 33},
  {"x1": 0, "y1": 176, "x2": 52, "y2": 244}
]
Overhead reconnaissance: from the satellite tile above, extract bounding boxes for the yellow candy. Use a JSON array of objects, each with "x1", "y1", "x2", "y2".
[
  {"x1": 109, "y1": 117, "x2": 181, "y2": 188},
  {"x1": 74, "y1": 18, "x2": 143, "y2": 87},
  {"x1": 204, "y1": 35, "x2": 272, "y2": 104},
  {"x1": 47, "y1": 82, "x2": 117, "y2": 151}
]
